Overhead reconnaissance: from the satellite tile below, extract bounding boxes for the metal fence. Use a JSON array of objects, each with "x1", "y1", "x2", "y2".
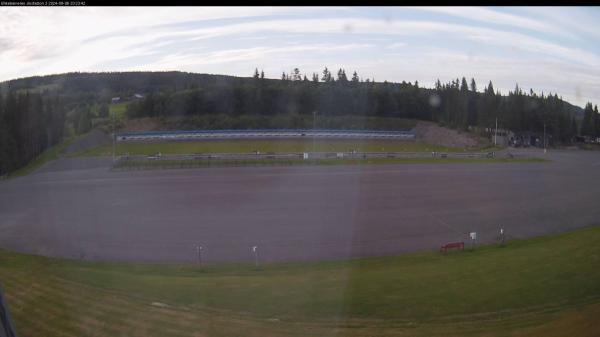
[{"x1": 113, "y1": 151, "x2": 496, "y2": 170}]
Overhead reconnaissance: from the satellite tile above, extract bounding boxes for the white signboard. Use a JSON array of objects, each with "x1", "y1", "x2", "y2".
[
  {"x1": 469, "y1": 232, "x2": 477, "y2": 240},
  {"x1": 303, "y1": 153, "x2": 308, "y2": 160}
]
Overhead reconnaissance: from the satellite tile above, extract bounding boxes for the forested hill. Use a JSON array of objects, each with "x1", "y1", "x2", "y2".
[{"x1": 0, "y1": 70, "x2": 598, "y2": 175}]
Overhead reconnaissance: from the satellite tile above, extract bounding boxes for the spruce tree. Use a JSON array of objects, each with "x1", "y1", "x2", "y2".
[
  {"x1": 581, "y1": 102, "x2": 594, "y2": 137},
  {"x1": 322, "y1": 67, "x2": 331, "y2": 82},
  {"x1": 460, "y1": 77, "x2": 469, "y2": 92}
]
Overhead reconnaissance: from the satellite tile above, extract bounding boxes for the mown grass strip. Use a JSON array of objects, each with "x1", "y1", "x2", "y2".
[
  {"x1": 2, "y1": 227, "x2": 600, "y2": 336},
  {"x1": 1, "y1": 225, "x2": 598, "y2": 324}
]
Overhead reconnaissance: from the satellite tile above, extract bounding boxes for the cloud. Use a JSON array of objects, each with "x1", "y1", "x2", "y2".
[
  {"x1": 0, "y1": 7, "x2": 599, "y2": 107},
  {"x1": 409, "y1": 6, "x2": 578, "y2": 40},
  {"x1": 386, "y1": 42, "x2": 406, "y2": 49}
]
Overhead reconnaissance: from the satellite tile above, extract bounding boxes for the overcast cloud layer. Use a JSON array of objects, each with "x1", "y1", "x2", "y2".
[{"x1": 1, "y1": 6, "x2": 599, "y2": 107}]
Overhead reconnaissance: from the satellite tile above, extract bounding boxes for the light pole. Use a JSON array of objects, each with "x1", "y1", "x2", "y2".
[
  {"x1": 112, "y1": 108, "x2": 116, "y2": 163},
  {"x1": 494, "y1": 117, "x2": 498, "y2": 146},
  {"x1": 312, "y1": 111, "x2": 317, "y2": 155},
  {"x1": 543, "y1": 123, "x2": 547, "y2": 154}
]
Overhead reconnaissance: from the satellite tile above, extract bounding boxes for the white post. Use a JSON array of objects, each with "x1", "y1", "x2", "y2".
[
  {"x1": 252, "y1": 246, "x2": 259, "y2": 268},
  {"x1": 196, "y1": 245, "x2": 202, "y2": 265},
  {"x1": 470, "y1": 232, "x2": 477, "y2": 249}
]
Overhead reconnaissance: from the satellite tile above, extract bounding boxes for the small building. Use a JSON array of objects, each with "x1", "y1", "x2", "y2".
[{"x1": 111, "y1": 97, "x2": 121, "y2": 103}]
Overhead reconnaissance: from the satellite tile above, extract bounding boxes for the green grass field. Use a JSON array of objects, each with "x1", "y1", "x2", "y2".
[
  {"x1": 77, "y1": 139, "x2": 478, "y2": 157},
  {"x1": 109, "y1": 101, "x2": 129, "y2": 120},
  {"x1": 2, "y1": 226, "x2": 599, "y2": 337}
]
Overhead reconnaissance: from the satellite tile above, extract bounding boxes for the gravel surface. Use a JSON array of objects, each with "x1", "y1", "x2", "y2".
[
  {"x1": 413, "y1": 121, "x2": 480, "y2": 148},
  {"x1": 64, "y1": 129, "x2": 111, "y2": 155},
  {"x1": 0, "y1": 149, "x2": 598, "y2": 264}
]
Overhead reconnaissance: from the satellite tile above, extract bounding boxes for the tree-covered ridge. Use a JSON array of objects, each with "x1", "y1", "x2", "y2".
[
  {"x1": 0, "y1": 70, "x2": 598, "y2": 175},
  {"x1": 125, "y1": 69, "x2": 591, "y2": 141}
]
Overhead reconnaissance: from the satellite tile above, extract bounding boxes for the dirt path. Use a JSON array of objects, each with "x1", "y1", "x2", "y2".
[
  {"x1": 413, "y1": 121, "x2": 482, "y2": 149},
  {"x1": 64, "y1": 129, "x2": 111, "y2": 155}
]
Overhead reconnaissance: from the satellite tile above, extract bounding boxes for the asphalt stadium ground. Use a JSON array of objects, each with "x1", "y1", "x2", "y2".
[{"x1": 1, "y1": 149, "x2": 599, "y2": 264}]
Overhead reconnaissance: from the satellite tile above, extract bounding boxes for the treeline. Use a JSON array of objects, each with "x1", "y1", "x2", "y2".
[
  {"x1": 0, "y1": 91, "x2": 67, "y2": 174},
  {"x1": 581, "y1": 102, "x2": 600, "y2": 138},
  {"x1": 127, "y1": 68, "x2": 587, "y2": 142}
]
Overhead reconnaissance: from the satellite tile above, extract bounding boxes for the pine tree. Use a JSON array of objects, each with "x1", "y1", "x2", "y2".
[
  {"x1": 260, "y1": 70, "x2": 265, "y2": 79},
  {"x1": 253, "y1": 68, "x2": 259, "y2": 79},
  {"x1": 351, "y1": 71, "x2": 359, "y2": 82},
  {"x1": 581, "y1": 102, "x2": 594, "y2": 137},
  {"x1": 470, "y1": 78, "x2": 477, "y2": 92},
  {"x1": 337, "y1": 68, "x2": 348, "y2": 82},
  {"x1": 514, "y1": 83, "x2": 521, "y2": 96},
  {"x1": 312, "y1": 73, "x2": 319, "y2": 82},
  {"x1": 293, "y1": 68, "x2": 301, "y2": 81},
  {"x1": 486, "y1": 81, "x2": 495, "y2": 95},
  {"x1": 460, "y1": 77, "x2": 469, "y2": 92},
  {"x1": 322, "y1": 67, "x2": 331, "y2": 82}
]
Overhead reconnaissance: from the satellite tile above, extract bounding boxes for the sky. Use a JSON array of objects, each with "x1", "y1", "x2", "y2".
[{"x1": 1, "y1": 6, "x2": 600, "y2": 108}]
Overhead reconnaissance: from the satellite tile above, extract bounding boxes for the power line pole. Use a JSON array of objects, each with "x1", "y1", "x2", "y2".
[
  {"x1": 312, "y1": 111, "x2": 317, "y2": 154},
  {"x1": 112, "y1": 108, "x2": 116, "y2": 163},
  {"x1": 494, "y1": 117, "x2": 498, "y2": 146},
  {"x1": 543, "y1": 123, "x2": 547, "y2": 154}
]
